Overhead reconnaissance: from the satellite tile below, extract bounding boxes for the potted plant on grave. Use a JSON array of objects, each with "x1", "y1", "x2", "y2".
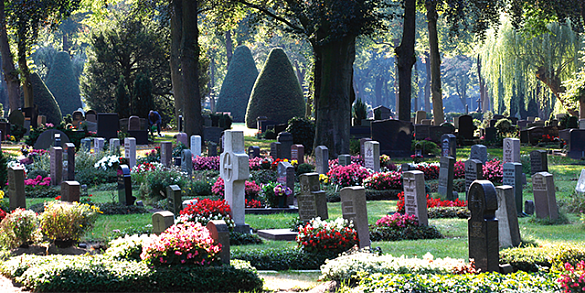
[
  {"x1": 262, "y1": 182, "x2": 292, "y2": 208},
  {"x1": 39, "y1": 201, "x2": 102, "y2": 248}
]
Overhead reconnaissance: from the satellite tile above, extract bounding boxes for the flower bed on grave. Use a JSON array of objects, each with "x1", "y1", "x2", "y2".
[
  {"x1": 396, "y1": 192, "x2": 469, "y2": 219},
  {"x1": 369, "y1": 213, "x2": 443, "y2": 242}
]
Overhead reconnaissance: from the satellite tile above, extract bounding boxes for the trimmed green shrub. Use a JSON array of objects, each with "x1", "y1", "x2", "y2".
[
  {"x1": 104, "y1": 234, "x2": 152, "y2": 261},
  {"x1": 229, "y1": 232, "x2": 263, "y2": 245},
  {"x1": 250, "y1": 169, "x2": 278, "y2": 184},
  {"x1": 25, "y1": 72, "x2": 63, "y2": 124},
  {"x1": 352, "y1": 97, "x2": 367, "y2": 122},
  {"x1": 216, "y1": 45, "x2": 259, "y2": 122},
  {"x1": 45, "y1": 51, "x2": 82, "y2": 116},
  {"x1": 94, "y1": 202, "x2": 150, "y2": 215},
  {"x1": 245, "y1": 48, "x2": 305, "y2": 128},
  {"x1": 286, "y1": 116, "x2": 315, "y2": 154},
  {"x1": 500, "y1": 246, "x2": 551, "y2": 272},
  {"x1": 232, "y1": 247, "x2": 330, "y2": 270},
  {"x1": 132, "y1": 72, "x2": 154, "y2": 118}
]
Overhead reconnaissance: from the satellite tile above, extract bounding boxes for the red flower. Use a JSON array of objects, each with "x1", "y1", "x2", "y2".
[{"x1": 55, "y1": 196, "x2": 61, "y2": 200}]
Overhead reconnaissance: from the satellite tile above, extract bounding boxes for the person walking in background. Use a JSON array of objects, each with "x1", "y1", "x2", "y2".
[{"x1": 148, "y1": 110, "x2": 162, "y2": 137}]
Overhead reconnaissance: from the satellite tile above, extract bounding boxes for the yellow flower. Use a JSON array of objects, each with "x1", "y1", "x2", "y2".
[
  {"x1": 9, "y1": 135, "x2": 15, "y2": 141},
  {"x1": 291, "y1": 160, "x2": 298, "y2": 166},
  {"x1": 0, "y1": 190, "x2": 4, "y2": 200},
  {"x1": 319, "y1": 174, "x2": 329, "y2": 184}
]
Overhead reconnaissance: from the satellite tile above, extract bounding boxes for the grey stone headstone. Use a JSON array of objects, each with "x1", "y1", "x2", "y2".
[
  {"x1": 469, "y1": 144, "x2": 488, "y2": 163},
  {"x1": 93, "y1": 137, "x2": 105, "y2": 154},
  {"x1": 270, "y1": 142, "x2": 282, "y2": 159},
  {"x1": 530, "y1": 150, "x2": 548, "y2": 175},
  {"x1": 208, "y1": 141, "x2": 218, "y2": 156},
  {"x1": 403, "y1": 171, "x2": 428, "y2": 226},
  {"x1": 33, "y1": 129, "x2": 70, "y2": 150},
  {"x1": 109, "y1": 138, "x2": 120, "y2": 155},
  {"x1": 401, "y1": 163, "x2": 415, "y2": 172},
  {"x1": 191, "y1": 135, "x2": 202, "y2": 157},
  {"x1": 161, "y1": 142, "x2": 173, "y2": 168},
  {"x1": 8, "y1": 167, "x2": 26, "y2": 210},
  {"x1": 503, "y1": 138, "x2": 521, "y2": 164},
  {"x1": 60, "y1": 181, "x2": 80, "y2": 203},
  {"x1": 277, "y1": 132, "x2": 294, "y2": 160},
  {"x1": 359, "y1": 138, "x2": 372, "y2": 158},
  {"x1": 465, "y1": 159, "x2": 484, "y2": 200},
  {"x1": 65, "y1": 143, "x2": 76, "y2": 181},
  {"x1": 128, "y1": 116, "x2": 140, "y2": 131},
  {"x1": 315, "y1": 146, "x2": 329, "y2": 175},
  {"x1": 415, "y1": 111, "x2": 426, "y2": 124},
  {"x1": 495, "y1": 185, "x2": 521, "y2": 248},
  {"x1": 277, "y1": 161, "x2": 295, "y2": 206},
  {"x1": 117, "y1": 164, "x2": 135, "y2": 206},
  {"x1": 50, "y1": 146, "x2": 63, "y2": 186},
  {"x1": 181, "y1": 149, "x2": 193, "y2": 175},
  {"x1": 207, "y1": 220, "x2": 230, "y2": 265},
  {"x1": 441, "y1": 134, "x2": 457, "y2": 159},
  {"x1": 525, "y1": 200, "x2": 535, "y2": 215},
  {"x1": 576, "y1": 169, "x2": 585, "y2": 193},
  {"x1": 338, "y1": 154, "x2": 352, "y2": 166},
  {"x1": 124, "y1": 137, "x2": 137, "y2": 169},
  {"x1": 532, "y1": 172, "x2": 558, "y2": 220},
  {"x1": 298, "y1": 173, "x2": 328, "y2": 223},
  {"x1": 247, "y1": 146, "x2": 260, "y2": 159},
  {"x1": 291, "y1": 144, "x2": 305, "y2": 164},
  {"x1": 81, "y1": 138, "x2": 92, "y2": 152},
  {"x1": 182, "y1": 199, "x2": 198, "y2": 210},
  {"x1": 340, "y1": 186, "x2": 370, "y2": 248},
  {"x1": 364, "y1": 141, "x2": 380, "y2": 172},
  {"x1": 468, "y1": 180, "x2": 499, "y2": 273},
  {"x1": 177, "y1": 133, "x2": 188, "y2": 148},
  {"x1": 438, "y1": 156, "x2": 455, "y2": 200},
  {"x1": 152, "y1": 211, "x2": 175, "y2": 235},
  {"x1": 220, "y1": 130, "x2": 250, "y2": 233},
  {"x1": 502, "y1": 162, "x2": 524, "y2": 216},
  {"x1": 167, "y1": 185, "x2": 183, "y2": 216}
]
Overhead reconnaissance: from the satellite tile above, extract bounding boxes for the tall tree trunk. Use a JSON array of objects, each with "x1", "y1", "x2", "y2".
[
  {"x1": 170, "y1": 0, "x2": 184, "y2": 125},
  {"x1": 181, "y1": 0, "x2": 202, "y2": 137},
  {"x1": 63, "y1": 33, "x2": 69, "y2": 53},
  {"x1": 226, "y1": 30, "x2": 233, "y2": 66},
  {"x1": 424, "y1": 52, "x2": 431, "y2": 112},
  {"x1": 413, "y1": 60, "x2": 419, "y2": 111},
  {"x1": 426, "y1": 0, "x2": 444, "y2": 125},
  {"x1": 374, "y1": 77, "x2": 383, "y2": 106},
  {"x1": 477, "y1": 54, "x2": 487, "y2": 112},
  {"x1": 209, "y1": 55, "x2": 216, "y2": 113},
  {"x1": 18, "y1": 38, "x2": 33, "y2": 109},
  {"x1": 313, "y1": 36, "x2": 355, "y2": 158},
  {"x1": 0, "y1": 1, "x2": 21, "y2": 113},
  {"x1": 395, "y1": 0, "x2": 416, "y2": 121},
  {"x1": 535, "y1": 65, "x2": 578, "y2": 116}
]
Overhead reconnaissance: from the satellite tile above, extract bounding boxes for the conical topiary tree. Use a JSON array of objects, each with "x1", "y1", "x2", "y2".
[
  {"x1": 245, "y1": 48, "x2": 305, "y2": 128},
  {"x1": 28, "y1": 73, "x2": 63, "y2": 124},
  {"x1": 45, "y1": 51, "x2": 82, "y2": 116},
  {"x1": 216, "y1": 46, "x2": 259, "y2": 122}
]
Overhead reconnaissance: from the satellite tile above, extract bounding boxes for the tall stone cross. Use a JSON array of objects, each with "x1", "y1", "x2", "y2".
[{"x1": 220, "y1": 130, "x2": 250, "y2": 233}]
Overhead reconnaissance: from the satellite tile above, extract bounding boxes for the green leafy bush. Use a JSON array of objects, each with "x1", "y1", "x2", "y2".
[
  {"x1": 0, "y1": 209, "x2": 40, "y2": 249},
  {"x1": 183, "y1": 178, "x2": 213, "y2": 197},
  {"x1": 499, "y1": 246, "x2": 551, "y2": 272},
  {"x1": 39, "y1": 201, "x2": 102, "y2": 242},
  {"x1": 105, "y1": 234, "x2": 153, "y2": 261},
  {"x1": 286, "y1": 117, "x2": 315, "y2": 155},
  {"x1": 0, "y1": 255, "x2": 263, "y2": 292},
  {"x1": 427, "y1": 207, "x2": 470, "y2": 219},
  {"x1": 295, "y1": 163, "x2": 315, "y2": 178},
  {"x1": 251, "y1": 169, "x2": 277, "y2": 184},
  {"x1": 137, "y1": 166, "x2": 187, "y2": 203},
  {"x1": 229, "y1": 232, "x2": 263, "y2": 246},
  {"x1": 369, "y1": 213, "x2": 443, "y2": 242},
  {"x1": 94, "y1": 202, "x2": 149, "y2": 215},
  {"x1": 411, "y1": 140, "x2": 440, "y2": 155},
  {"x1": 245, "y1": 48, "x2": 305, "y2": 128},
  {"x1": 45, "y1": 51, "x2": 82, "y2": 116},
  {"x1": 352, "y1": 97, "x2": 367, "y2": 122},
  {"x1": 232, "y1": 247, "x2": 330, "y2": 270}
]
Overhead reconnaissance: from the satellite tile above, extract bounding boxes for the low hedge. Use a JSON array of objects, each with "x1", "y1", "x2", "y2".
[
  {"x1": 0, "y1": 255, "x2": 263, "y2": 292},
  {"x1": 369, "y1": 224, "x2": 443, "y2": 242},
  {"x1": 428, "y1": 207, "x2": 470, "y2": 219},
  {"x1": 232, "y1": 247, "x2": 330, "y2": 270},
  {"x1": 500, "y1": 244, "x2": 585, "y2": 272}
]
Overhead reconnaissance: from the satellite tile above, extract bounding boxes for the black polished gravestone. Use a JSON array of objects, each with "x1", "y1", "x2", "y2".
[
  {"x1": 371, "y1": 119, "x2": 413, "y2": 158},
  {"x1": 117, "y1": 165, "x2": 136, "y2": 206},
  {"x1": 97, "y1": 113, "x2": 119, "y2": 140},
  {"x1": 530, "y1": 150, "x2": 548, "y2": 175},
  {"x1": 468, "y1": 180, "x2": 499, "y2": 273},
  {"x1": 458, "y1": 115, "x2": 475, "y2": 139}
]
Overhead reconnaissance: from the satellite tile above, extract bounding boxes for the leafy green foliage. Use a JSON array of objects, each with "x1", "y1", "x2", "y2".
[
  {"x1": 132, "y1": 72, "x2": 155, "y2": 118},
  {"x1": 25, "y1": 73, "x2": 62, "y2": 124},
  {"x1": 232, "y1": 248, "x2": 329, "y2": 270},
  {"x1": 44, "y1": 51, "x2": 82, "y2": 116},
  {"x1": 216, "y1": 45, "x2": 259, "y2": 122},
  {"x1": 229, "y1": 232, "x2": 263, "y2": 245},
  {"x1": 94, "y1": 202, "x2": 150, "y2": 215},
  {"x1": 115, "y1": 75, "x2": 131, "y2": 118},
  {"x1": 352, "y1": 97, "x2": 367, "y2": 122},
  {"x1": 245, "y1": 48, "x2": 305, "y2": 128},
  {"x1": 286, "y1": 116, "x2": 315, "y2": 154}
]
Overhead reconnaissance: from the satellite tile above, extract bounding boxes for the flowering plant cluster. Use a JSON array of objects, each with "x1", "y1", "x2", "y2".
[
  {"x1": 211, "y1": 177, "x2": 261, "y2": 199},
  {"x1": 297, "y1": 217, "x2": 358, "y2": 255},
  {"x1": 558, "y1": 261, "x2": 585, "y2": 293},
  {"x1": 274, "y1": 184, "x2": 293, "y2": 197},
  {"x1": 193, "y1": 156, "x2": 220, "y2": 171},
  {"x1": 132, "y1": 162, "x2": 162, "y2": 175},
  {"x1": 0, "y1": 208, "x2": 40, "y2": 248},
  {"x1": 363, "y1": 171, "x2": 402, "y2": 190},
  {"x1": 245, "y1": 199, "x2": 262, "y2": 208},
  {"x1": 396, "y1": 192, "x2": 467, "y2": 213},
  {"x1": 249, "y1": 157, "x2": 264, "y2": 170},
  {"x1": 94, "y1": 155, "x2": 122, "y2": 170},
  {"x1": 483, "y1": 158, "x2": 503, "y2": 184},
  {"x1": 271, "y1": 158, "x2": 290, "y2": 170},
  {"x1": 144, "y1": 146, "x2": 161, "y2": 162},
  {"x1": 178, "y1": 198, "x2": 235, "y2": 230},
  {"x1": 140, "y1": 222, "x2": 222, "y2": 266},
  {"x1": 453, "y1": 160, "x2": 465, "y2": 179},
  {"x1": 39, "y1": 201, "x2": 102, "y2": 241},
  {"x1": 319, "y1": 174, "x2": 329, "y2": 184},
  {"x1": 376, "y1": 213, "x2": 419, "y2": 229},
  {"x1": 329, "y1": 156, "x2": 364, "y2": 168},
  {"x1": 327, "y1": 163, "x2": 371, "y2": 187},
  {"x1": 539, "y1": 134, "x2": 563, "y2": 144},
  {"x1": 24, "y1": 175, "x2": 51, "y2": 187},
  {"x1": 408, "y1": 162, "x2": 440, "y2": 180},
  {"x1": 19, "y1": 147, "x2": 47, "y2": 165}
]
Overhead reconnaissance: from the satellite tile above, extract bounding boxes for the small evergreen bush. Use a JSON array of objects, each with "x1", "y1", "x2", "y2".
[
  {"x1": 26, "y1": 72, "x2": 63, "y2": 124},
  {"x1": 286, "y1": 116, "x2": 315, "y2": 154},
  {"x1": 45, "y1": 51, "x2": 82, "y2": 116}
]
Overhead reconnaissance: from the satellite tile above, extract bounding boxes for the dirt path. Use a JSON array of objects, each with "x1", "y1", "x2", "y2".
[{"x1": 0, "y1": 275, "x2": 28, "y2": 293}]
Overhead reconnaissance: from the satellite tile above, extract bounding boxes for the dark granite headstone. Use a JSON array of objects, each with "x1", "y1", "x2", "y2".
[
  {"x1": 208, "y1": 142, "x2": 218, "y2": 156},
  {"x1": 161, "y1": 142, "x2": 173, "y2": 167},
  {"x1": 438, "y1": 156, "x2": 455, "y2": 200},
  {"x1": 371, "y1": 119, "x2": 413, "y2": 158},
  {"x1": 469, "y1": 144, "x2": 488, "y2": 163},
  {"x1": 248, "y1": 146, "x2": 260, "y2": 159},
  {"x1": 315, "y1": 146, "x2": 329, "y2": 174},
  {"x1": 50, "y1": 146, "x2": 63, "y2": 186},
  {"x1": 60, "y1": 181, "x2": 80, "y2": 202},
  {"x1": 86, "y1": 110, "x2": 97, "y2": 123},
  {"x1": 117, "y1": 164, "x2": 135, "y2": 206},
  {"x1": 167, "y1": 184, "x2": 182, "y2": 216},
  {"x1": 8, "y1": 167, "x2": 25, "y2": 210},
  {"x1": 484, "y1": 127, "x2": 497, "y2": 142},
  {"x1": 97, "y1": 113, "x2": 119, "y2": 140},
  {"x1": 441, "y1": 134, "x2": 457, "y2": 159},
  {"x1": 270, "y1": 142, "x2": 282, "y2": 159},
  {"x1": 277, "y1": 132, "x2": 293, "y2": 160},
  {"x1": 503, "y1": 162, "x2": 524, "y2": 216},
  {"x1": 414, "y1": 124, "x2": 431, "y2": 141},
  {"x1": 64, "y1": 143, "x2": 76, "y2": 181},
  {"x1": 468, "y1": 180, "x2": 499, "y2": 273},
  {"x1": 567, "y1": 129, "x2": 585, "y2": 160},
  {"x1": 181, "y1": 149, "x2": 193, "y2": 175},
  {"x1": 298, "y1": 173, "x2": 328, "y2": 222},
  {"x1": 340, "y1": 186, "x2": 370, "y2": 248},
  {"x1": 458, "y1": 115, "x2": 475, "y2": 139},
  {"x1": 373, "y1": 105, "x2": 392, "y2": 120},
  {"x1": 465, "y1": 159, "x2": 484, "y2": 200},
  {"x1": 207, "y1": 220, "x2": 230, "y2": 265},
  {"x1": 128, "y1": 116, "x2": 140, "y2": 131},
  {"x1": 530, "y1": 150, "x2": 548, "y2": 175},
  {"x1": 34, "y1": 129, "x2": 70, "y2": 150},
  {"x1": 203, "y1": 126, "x2": 224, "y2": 143},
  {"x1": 291, "y1": 144, "x2": 305, "y2": 164},
  {"x1": 277, "y1": 161, "x2": 295, "y2": 205}
]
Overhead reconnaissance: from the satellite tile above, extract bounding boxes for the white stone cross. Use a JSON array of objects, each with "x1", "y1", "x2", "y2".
[{"x1": 219, "y1": 130, "x2": 250, "y2": 232}]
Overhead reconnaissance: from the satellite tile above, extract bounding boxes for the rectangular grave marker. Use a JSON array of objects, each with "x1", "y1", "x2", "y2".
[
  {"x1": 495, "y1": 185, "x2": 521, "y2": 248},
  {"x1": 181, "y1": 149, "x2": 193, "y2": 175},
  {"x1": 465, "y1": 159, "x2": 484, "y2": 200},
  {"x1": 117, "y1": 164, "x2": 136, "y2": 206},
  {"x1": 340, "y1": 187, "x2": 370, "y2": 248},
  {"x1": 441, "y1": 134, "x2": 457, "y2": 159},
  {"x1": 207, "y1": 220, "x2": 230, "y2": 265},
  {"x1": 50, "y1": 146, "x2": 63, "y2": 186},
  {"x1": 124, "y1": 137, "x2": 136, "y2": 169},
  {"x1": 468, "y1": 180, "x2": 499, "y2": 273},
  {"x1": 60, "y1": 181, "x2": 80, "y2": 202},
  {"x1": 364, "y1": 141, "x2": 380, "y2": 172},
  {"x1": 503, "y1": 138, "x2": 521, "y2": 164},
  {"x1": 469, "y1": 144, "x2": 488, "y2": 163},
  {"x1": 167, "y1": 184, "x2": 183, "y2": 216},
  {"x1": 576, "y1": 169, "x2": 585, "y2": 193},
  {"x1": 438, "y1": 156, "x2": 455, "y2": 200},
  {"x1": 65, "y1": 143, "x2": 75, "y2": 181},
  {"x1": 532, "y1": 172, "x2": 558, "y2": 220},
  {"x1": 93, "y1": 137, "x2": 105, "y2": 154},
  {"x1": 152, "y1": 211, "x2": 175, "y2": 235},
  {"x1": 8, "y1": 166, "x2": 25, "y2": 210},
  {"x1": 298, "y1": 173, "x2": 328, "y2": 223},
  {"x1": 403, "y1": 170, "x2": 428, "y2": 226},
  {"x1": 315, "y1": 146, "x2": 329, "y2": 175},
  {"x1": 277, "y1": 161, "x2": 295, "y2": 206},
  {"x1": 277, "y1": 132, "x2": 293, "y2": 160},
  {"x1": 530, "y1": 150, "x2": 548, "y2": 175},
  {"x1": 248, "y1": 146, "x2": 260, "y2": 159},
  {"x1": 338, "y1": 154, "x2": 351, "y2": 166},
  {"x1": 191, "y1": 135, "x2": 202, "y2": 157},
  {"x1": 270, "y1": 142, "x2": 282, "y2": 159},
  {"x1": 502, "y1": 162, "x2": 524, "y2": 216},
  {"x1": 109, "y1": 138, "x2": 120, "y2": 155},
  {"x1": 359, "y1": 138, "x2": 372, "y2": 158},
  {"x1": 291, "y1": 144, "x2": 304, "y2": 164},
  {"x1": 161, "y1": 141, "x2": 173, "y2": 167}
]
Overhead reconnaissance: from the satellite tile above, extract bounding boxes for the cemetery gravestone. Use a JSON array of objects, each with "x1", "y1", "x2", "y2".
[
  {"x1": 402, "y1": 171, "x2": 428, "y2": 226},
  {"x1": 54, "y1": 133, "x2": 61, "y2": 147},
  {"x1": 359, "y1": 138, "x2": 372, "y2": 158},
  {"x1": 208, "y1": 142, "x2": 218, "y2": 156},
  {"x1": 484, "y1": 127, "x2": 497, "y2": 142},
  {"x1": 465, "y1": 159, "x2": 484, "y2": 200},
  {"x1": 181, "y1": 149, "x2": 193, "y2": 175},
  {"x1": 468, "y1": 180, "x2": 499, "y2": 273},
  {"x1": 248, "y1": 146, "x2": 260, "y2": 159},
  {"x1": 33, "y1": 129, "x2": 70, "y2": 150},
  {"x1": 167, "y1": 185, "x2": 183, "y2": 216},
  {"x1": 8, "y1": 167, "x2": 25, "y2": 210},
  {"x1": 191, "y1": 135, "x2": 202, "y2": 157},
  {"x1": 64, "y1": 143, "x2": 75, "y2": 181},
  {"x1": 495, "y1": 186, "x2": 521, "y2": 248},
  {"x1": 469, "y1": 144, "x2": 488, "y2": 163},
  {"x1": 109, "y1": 138, "x2": 120, "y2": 155},
  {"x1": 97, "y1": 113, "x2": 119, "y2": 140},
  {"x1": 315, "y1": 146, "x2": 329, "y2": 175},
  {"x1": 50, "y1": 146, "x2": 63, "y2": 186},
  {"x1": 124, "y1": 137, "x2": 137, "y2": 169},
  {"x1": 207, "y1": 220, "x2": 230, "y2": 265},
  {"x1": 277, "y1": 132, "x2": 294, "y2": 160},
  {"x1": 532, "y1": 172, "x2": 559, "y2": 220},
  {"x1": 441, "y1": 134, "x2": 457, "y2": 159},
  {"x1": 291, "y1": 144, "x2": 305, "y2": 164},
  {"x1": 117, "y1": 164, "x2": 135, "y2": 206},
  {"x1": 177, "y1": 133, "x2": 188, "y2": 147},
  {"x1": 503, "y1": 138, "x2": 521, "y2": 163},
  {"x1": 340, "y1": 187, "x2": 371, "y2": 248},
  {"x1": 298, "y1": 173, "x2": 328, "y2": 223},
  {"x1": 93, "y1": 137, "x2": 105, "y2": 154},
  {"x1": 220, "y1": 130, "x2": 250, "y2": 233},
  {"x1": 60, "y1": 181, "x2": 80, "y2": 202},
  {"x1": 128, "y1": 116, "x2": 141, "y2": 131},
  {"x1": 338, "y1": 154, "x2": 351, "y2": 166},
  {"x1": 576, "y1": 169, "x2": 585, "y2": 193},
  {"x1": 277, "y1": 161, "x2": 295, "y2": 205},
  {"x1": 364, "y1": 141, "x2": 380, "y2": 172},
  {"x1": 270, "y1": 142, "x2": 282, "y2": 159},
  {"x1": 81, "y1": 138, "x2": 92, "y2": 152},
  {"x1": 371, "y1": 119, "x2": 413, "y2": 158},
  {"x1": 161, "y1": 142, "x2": 173, "y2": 167},
  {"x1": 438, "y1": 156, "x2": 456, "y2": 200},
  {"x1": 415, "y1": 111, "x2": 426, "y2": 124},
  {"x1": 152, "y1": 211, "x2": 174, "y2": 235},
  {"x1": 530, "y1": 150, "x2": 548, "y2": 175},
  {"x1": 502, "y1": 163, "x2": 524, "y2": 216},
  {"x1": 458, "y1": 115, "x2": 475, "y2": 139},
  {"x1": 525, "y1": 200, "x2": 535, "y2": 215}
]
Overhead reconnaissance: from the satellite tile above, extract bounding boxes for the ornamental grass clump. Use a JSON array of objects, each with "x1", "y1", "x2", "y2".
[
  {"x1": 141, "y1": 222, "x2": 222, "y2": 266},
  {"x1": 178, "y1": 198, "x2": 235, "y2": 230},
  {"x1": 0, "y1": 208, "x2": 40, "y2": 249},
  {"x1": 327, "y1": 163, "x2": 371, "y2": 187},
  {"x1": 363, "y1": 171, "x2": 402, "y2": 190},
  {"x1": 39, "y1": 201, "x2": 102, "y2": 242},
  {"x1": 296, "y1": 217, "x2": 358, "y2": 257}
]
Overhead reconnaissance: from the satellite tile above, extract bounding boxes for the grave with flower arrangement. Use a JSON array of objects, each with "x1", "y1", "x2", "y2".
[
  {"x1": 298, "y1": 173, "x2": 328, "y2": 223},
  {"x1": 291, "y1": 144, "x2": 304, "y2": 163},
  {"x1": 402, "y1": 170, "x2": 428, "y2": 226},
  {"x1": 277, "y1": 161, "x2": 295, "y2": 205}
]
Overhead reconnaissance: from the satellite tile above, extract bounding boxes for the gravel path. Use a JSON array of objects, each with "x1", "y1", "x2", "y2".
[{"x1": 0, "y1": 275, "x2": 28, "y2": 293}]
